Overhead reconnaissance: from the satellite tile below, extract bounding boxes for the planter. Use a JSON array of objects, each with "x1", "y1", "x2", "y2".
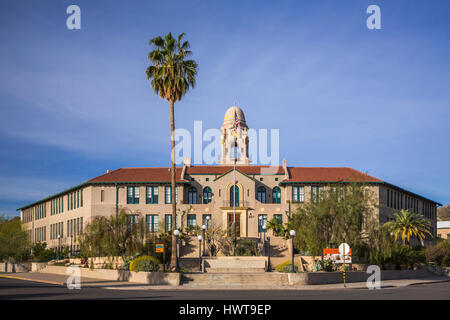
[{"x1": 39, "y1": 265, "x2": 181, "y2": 285}]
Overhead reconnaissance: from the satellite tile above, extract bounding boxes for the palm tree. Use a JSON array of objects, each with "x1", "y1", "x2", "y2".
[
  {"x1": 146, "y1": 33, "x2": 198, "y2": 267},
  {"x1": 386, "y1": 209, "x2": 432, "y2": 246}
]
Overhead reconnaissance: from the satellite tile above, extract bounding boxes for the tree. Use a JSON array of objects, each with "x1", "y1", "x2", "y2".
[
  {"x1": 266, "y1": 218, "x2": 288, "y2": 239},
  {"x1": 0, "y1": 216, "x2": 30, "y2": 262},
  {"x1": 386, "y1": 209, "x2": 432, "y2": 246},
  {"x1": 146, "y1": 32, "x2": 198, "y2": 268},
  {"x1": 78, "y1": 210, "x2": 148, "y2": 264},
  {"x1": 437, "y1": 205, "x2": 450, "y2": 221},
  {"x1": 287, "y1": 183, "x2": 378, "y2": 256}
]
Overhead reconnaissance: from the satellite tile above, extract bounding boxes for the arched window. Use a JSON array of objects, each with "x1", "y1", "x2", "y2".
[
  {"x1": 203, "y1": 187, "x2": 212, "y2": 204},
  {"x1": 188, "y1": 187, "x2": 197, "y2": 204},
  {"x1": 230, "y1": 185, "x2": 239, "y2": 207},
  {"x1": 257, "y1": 186, "x2": 266, "y2": 203},
  {"x1": 272, "y1": 187, "x2": 281, "y2": 204}
]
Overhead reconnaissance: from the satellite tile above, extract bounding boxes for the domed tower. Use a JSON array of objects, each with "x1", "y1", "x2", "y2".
[{"x1": 220, "y1": 106, "x2": 250, "y2": 165}]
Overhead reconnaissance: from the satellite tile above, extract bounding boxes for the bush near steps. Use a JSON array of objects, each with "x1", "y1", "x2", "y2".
[{"x1": 129, "y1": 256, "x2": 160, "y2": 272}]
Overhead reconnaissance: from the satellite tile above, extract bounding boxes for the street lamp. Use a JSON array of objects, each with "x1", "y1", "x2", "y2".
[
  {"x1": 206, "y1": 215, "x2": 210, "y2": 228},
  {"x1": 202, "y1": 225, "x2": 206, "y2": 256},
  {"x1": 174, "y1": 229, "x2": 180, "y2": 272},
  {"x1": 70, "y1": 233, "x2": 73, "y2": 257},
  {"x1": 290, "y1": 230, "x2": 296, "y2": 273},
  {"x1": 57, "y1": 234, "x2": 61, "y2": 260},
  {"x1": 197, "y1": 235, "x2": 203, "y2": 272},
  {"x1": 262, "y1": 223, "x2": 267, "y2": 256},
  {"x1": 267, "y1": 236, "x2": 271, "y2": 272}
]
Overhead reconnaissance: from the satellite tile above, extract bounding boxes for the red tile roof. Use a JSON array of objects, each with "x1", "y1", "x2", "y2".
[
  {"x1": 88, "y1": 167, "x2": 187, "y2": 183},
  {"x1": 284, "y1": 167, "x2": 382, "y2": 183},
  {"x1": 185, "y1": 165, "x2": 284, "y2": 175},
  {"x1": 87, "y1": 166, "x2": 381, "y2": 184}
]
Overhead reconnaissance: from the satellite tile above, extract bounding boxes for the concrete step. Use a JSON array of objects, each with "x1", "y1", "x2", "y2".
[
  {"x1": 204, "y1": 267, "x2": 266, "y2": 273},
  {"x1": 181, "y1": 273, "x2": 289, "y2": 286}
]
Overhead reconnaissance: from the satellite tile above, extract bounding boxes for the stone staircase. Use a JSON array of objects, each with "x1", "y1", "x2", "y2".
[{"x1": 203, "y1": 256, "x2": 268, "y2": 273}]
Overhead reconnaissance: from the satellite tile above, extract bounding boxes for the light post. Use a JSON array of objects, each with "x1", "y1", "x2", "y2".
[
  {"x1": 258, "y1": 215, "x2": 262, "y2": 239},
  {"x1": 70, "y1": 234, "x2": 73, "y2": 257},
  {"x1": 267, "y1": 236, "x2": 271, "y2": 272},
  {"x1": 290, "y1": 230, "x2": 296, "y2": 273},
  {"x1": 202, "y1": 225, "x2": 206, "y2": 256},
  {"x1": 197, "y1": 235, "x2": 203, "y2": 272},
  {"x1": 262, "y1": 223, "x2": 267, "y2": 256},
  {"x1": 174, "y1": 229, "x2": 180, "y2": 272},
  {"x1": 205, "y1": 216, "x2": 211, "y2": 256},
  {"x1": 57, "y1": 234, "x2": 61, "y2": 260}
]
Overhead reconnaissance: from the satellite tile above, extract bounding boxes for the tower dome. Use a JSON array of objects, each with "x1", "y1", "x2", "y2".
[
  {"x1": 220, "y1": 105, "x2": 250, "y2": 165},
  {"x1": 223, "y1": 106, "x2": 247, "y2": 128}
]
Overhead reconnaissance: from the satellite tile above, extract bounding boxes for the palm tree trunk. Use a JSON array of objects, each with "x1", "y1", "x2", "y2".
[{"x1": 169, "y1": 100, "x2": 177, "y2": 268}]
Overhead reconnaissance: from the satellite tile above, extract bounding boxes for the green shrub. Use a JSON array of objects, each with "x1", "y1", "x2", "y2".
[
  {"x1": 32, "y1": 242, "x2": 57, "y2": 262},
  {"x1": 121, "y1": 254, "x2": 140, "y2": 271},
  {"x1": 323, "y1": 258, "x2": 337, "y2": 272},
  {"x1": 390, "y1": 245, "x2": 425, "y2": 269},
  {"x1": 426, "y1": 240, "x2": 450, "y2": 267},
  {"x1": 129, "y1": 255, "x2": 160, "y2": 272},
  {"x1": 275, "y1": 260, "x2": 300, "y2": 273},
  {"x1": 235, "y1": 239, "x2": 257, "y2": 256}
]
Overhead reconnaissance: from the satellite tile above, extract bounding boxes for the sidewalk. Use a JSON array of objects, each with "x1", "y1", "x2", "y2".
[{"x1": 1, "y1": 272, "x2": 449, "y2": 291}]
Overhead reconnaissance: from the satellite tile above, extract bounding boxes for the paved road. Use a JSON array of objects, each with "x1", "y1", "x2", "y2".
[{"x1": 0, "y1": 276, "x2": 449, "y2": 300}]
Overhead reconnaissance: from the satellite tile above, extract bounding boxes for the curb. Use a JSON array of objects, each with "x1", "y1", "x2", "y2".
[{"x1": 0, "y1": 274, "x2": 64, "y2": 286}]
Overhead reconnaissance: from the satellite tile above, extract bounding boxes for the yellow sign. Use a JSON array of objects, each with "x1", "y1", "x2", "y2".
[{"x1": 155, "y1": 244, "x2": 164, "y2": 253}]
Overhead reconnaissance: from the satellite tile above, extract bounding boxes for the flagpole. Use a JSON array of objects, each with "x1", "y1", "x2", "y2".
[
  {"x1": 232, "y1": 108, "x2": 239, "y2": 255},
  {"x1": 233, "y1": 143, "x2": 236, "y2": 255}
]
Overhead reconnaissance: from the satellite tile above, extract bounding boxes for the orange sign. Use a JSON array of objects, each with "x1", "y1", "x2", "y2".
[
  {"x1": 155, "y1": 244, "x2": 164, "y2": 253},
  {"x1": 323, "y1": 248, "x2": 352, "y2": 255},
  {"x1": 323, "y1": 248, "x2": 352, "y2": 263}
]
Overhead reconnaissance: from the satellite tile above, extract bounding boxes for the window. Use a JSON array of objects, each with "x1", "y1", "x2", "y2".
[
  {"x1": 127, "y1": 187, "x2": 140, "y2": 204},
  {"x1": 101, "y1": 189, "x2": 105, "y2": 202},
  {"x1": 187, "y1": 214, "x2": 197, "y2": 227},
  {"x1": 146, "y1": 214, "x2": 159, "y2": 233},
  {"x1": 165, "y1": 186, "x2": 171, "y2": 204},
  {"x1": 390, "y1": 190, "x2": 394, "y2": 208},
  {"x1": 260, "y1": 177, "x2": 264, "y2": 181},
  {"x1": 188, "y1": 187, "x2": 197, "y2": 204},
  {"x1": 165, "y1": 186, "x2": 178, "y2": 204},
  {"x1": 230, "y1": 185, "x2": 239, "y2": 207},
  {"x1": 257, "y1": 187, "x2": 266, "y2": 203},
  {"x1": 258, "y1": 214, "x2": 268, "y2": 233},
  {"x1": 203, "y1": 187, "x2": 212, "y2": 204},
  {"x1": 311, "y1": 186, "x2": 323, "y2": 203},
  {"x1": 274, "y1": 214, "x2": 283, "y2": 224},
  {"x1": 165, "y1": 214, "x2": 172, "y2": 232},
  {"x1": 292, "y1": 186, "x2": 305, "y2": 202},
  {"x1": 128, "y1": 215, "x2": 139, "y2": 228},
  {"x1": 146, "y1": 186, "x2": 159, "y2": 204},
  {"x1": 272, "y1": 187, "x2": 281, "y2": 204}
]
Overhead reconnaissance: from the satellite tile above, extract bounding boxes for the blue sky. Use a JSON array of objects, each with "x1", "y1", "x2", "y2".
[{"x1": 0, "y1": 0, "x2": 449, "y2": 215}]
